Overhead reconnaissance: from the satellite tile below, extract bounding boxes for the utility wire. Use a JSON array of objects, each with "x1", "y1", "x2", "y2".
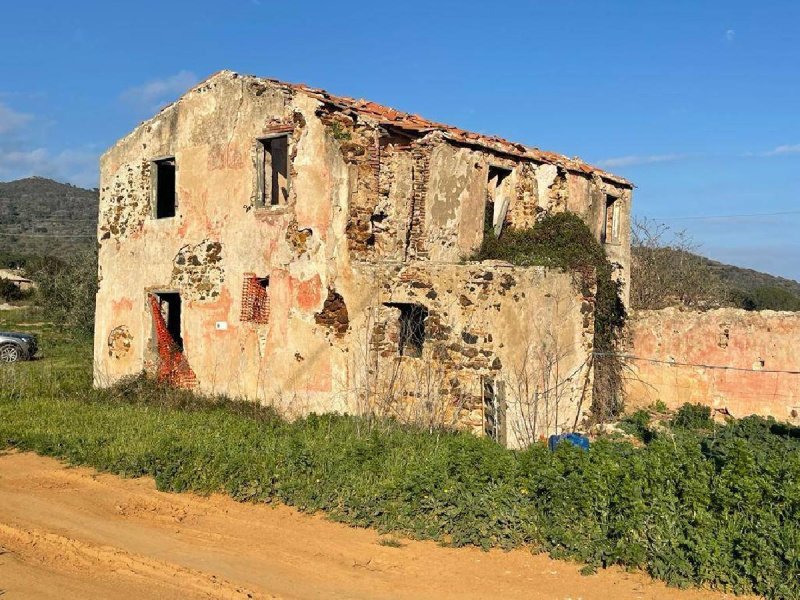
[
  {"x1": 594, "y1": 351, "x2": 800, "y2": 375},
  {"x1": 650, "y1": 210, "x2": 800, "y2": 221},
  {"x1": 0, "y1": 219, "x2": 97, "y2": 223},
  {"x1": 0, "y1": 233, "x2": 95, "y2": 238}
]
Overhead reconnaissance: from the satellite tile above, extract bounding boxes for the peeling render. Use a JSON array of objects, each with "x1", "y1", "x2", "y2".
[
  {"x1": 626, "y1": 308, "x2": 800, "y2": 425},
  {"x1": 171, "y1": 240, "x2": 224, "y2": 301},
  {"x1": 94, "y1": 70, "x2": 632, "y2": 447},
  {"x1": 107, "y1": 325, "x2": 133, "y2": 359}
]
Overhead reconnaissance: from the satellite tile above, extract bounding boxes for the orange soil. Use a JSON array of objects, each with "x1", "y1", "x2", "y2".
[{"x1": 0, "y1": 452, "x2": 753, "y2": 600}]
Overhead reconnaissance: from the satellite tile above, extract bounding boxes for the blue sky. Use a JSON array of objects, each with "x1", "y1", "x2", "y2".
[{"x1": 0, "y1": 0, "x2": 797, "y2": 279}]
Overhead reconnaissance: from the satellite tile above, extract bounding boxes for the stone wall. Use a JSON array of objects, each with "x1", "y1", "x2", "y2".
[
  {"x1": 625, "y1": 308, "x2": 800, "y2": 425},
  {"x1": 349, "y1": 262, "x2": 595, "y2": 448}
]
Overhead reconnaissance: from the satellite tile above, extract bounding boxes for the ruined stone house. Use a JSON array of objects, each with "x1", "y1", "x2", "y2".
[{"x1": 94, "y1": 71, "x2": 633, "y2": 447}]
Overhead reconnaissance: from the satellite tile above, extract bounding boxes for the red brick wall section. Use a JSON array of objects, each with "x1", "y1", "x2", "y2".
[
  {"x1": 625, "y1": 308, "x2": 800, "y2": 425},
  {"x1": 148, "y1": 294, "x2": 197, "y2": 388},
  {"x1": 240, "y1": 274, "x2": 270, "y2": 324}
]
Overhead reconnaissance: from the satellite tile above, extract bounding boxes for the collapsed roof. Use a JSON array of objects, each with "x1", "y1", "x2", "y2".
[{"x1": 164, "y1": 70, "x2": 632, "y2": 187}]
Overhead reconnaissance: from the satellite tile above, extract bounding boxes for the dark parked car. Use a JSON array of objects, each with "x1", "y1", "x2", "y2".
[{"x1": 0, "y1": 332, "x2": 38, "y2": 363}]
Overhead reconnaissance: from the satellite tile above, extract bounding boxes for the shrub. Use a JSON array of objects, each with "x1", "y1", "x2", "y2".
[
  {"x1": 619, "y1": 409, "x2": 652, "y2": 441},
  {"x1": 27, "y1": 249, "x2": 97, "y2": 335},
  {"x1": 0, "y1": 278, "x2": 27, "y2": 302},
  {"x1": 1, "y1": 354, "x2": 798, "y2": 599},
  {"x1": 735, "y1": 285, "x2": 800, "y2": 312},
  {"x1": 672, "y1": 403, "x2": 713, "y2": 430}
]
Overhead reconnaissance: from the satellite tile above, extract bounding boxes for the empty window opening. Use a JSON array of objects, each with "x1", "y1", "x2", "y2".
[
  {"x1": 602, "y1": 195, "x2": 620, "y2": 244},
  {"x1": 386, "y1": 302, "x2": 428, "y2": 358},
  {"x1": 483, "y1": 378, "x2": 507, "y2": 445},
  {"x1": 367, "y1": 211, "x2": 388, "y2": 247},
  {"x1": 153, "y1": 158, "x2": 176, "y2": 218},
  {"x1": 257, "y1": 136, "x2": 289, "y2": 207},
  {"x1": 241, "y1": 274, "x2": 270, "y2": 324},
  {"x1": 486, "y1": 165, "x2": 512, "y2": 238},
  {"x1": 154, "y1": 292, "x2": 183, "y2": 351}
]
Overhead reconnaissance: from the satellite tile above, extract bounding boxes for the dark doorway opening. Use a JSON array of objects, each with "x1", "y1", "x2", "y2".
[{"x1": 155, "y1": 292, "x2": 183, "y2": 351}]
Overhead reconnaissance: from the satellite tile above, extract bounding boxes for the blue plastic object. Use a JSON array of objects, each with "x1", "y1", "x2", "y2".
[{"x1": 548, "y1": 432, "x2": 590, "y2": 452}]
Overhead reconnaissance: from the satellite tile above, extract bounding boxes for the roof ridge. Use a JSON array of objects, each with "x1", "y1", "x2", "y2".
[{"x1": 234, "y1": 72, "x2": 630, "y2": 187}]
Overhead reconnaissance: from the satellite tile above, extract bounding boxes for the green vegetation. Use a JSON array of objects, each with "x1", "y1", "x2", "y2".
[
  {"x1": 2, "y1": 312, "x2": 798, "y2": 598},
  {"x1": 0, "y1": 177, "x2": 99, "y2": 332},
  {"x1": 0, "y1": 177, "x2": 97, "y2": 258},
  {"x1": 733, "y1": 285, "x2": 800, "y2": 312},
  {"x1": 0, "y1": 278, "x2": 33, "y2": 302},
  {"x1": 26, "y1": 249, "x2": 98, "y2": 335},
  {"x1": 631, "y1": 217, "x2": 800, "y2": 312},
  {"x1": 473, "y1": 212, "x2": 626, "y2": 420},
  {"x1": 378, "y1": 537, "x2": 405, "y2": 548}
]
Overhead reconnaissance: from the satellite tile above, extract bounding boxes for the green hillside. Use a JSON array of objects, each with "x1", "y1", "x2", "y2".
[{"x1": 0, "y1": 177, "x2": 98, "y2": 265}]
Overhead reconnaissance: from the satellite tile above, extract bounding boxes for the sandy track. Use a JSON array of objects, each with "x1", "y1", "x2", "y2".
[{"x1": 0, "y1": 452, "x2": 749, "y2": 600}]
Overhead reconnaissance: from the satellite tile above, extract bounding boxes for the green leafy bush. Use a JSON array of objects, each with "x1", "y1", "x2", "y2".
[
  {"x1": 734, "y1": 285, "x2": 800, "y2": 312},
  {"x1": 672, "y1": 403, "x2": 713, "y2": 430},
  {"x1": 618, "y1": 409, "x2": 652, "y2": 441},
  {"x1": 1, "y1": 354, "x2": 798, "y2": 599},
  {"x1": 0, "y1": 277, "x2": 29, "y2": 302},
  {"x1": 27, "y1": 249, "x2": 97, "y2": 335}
]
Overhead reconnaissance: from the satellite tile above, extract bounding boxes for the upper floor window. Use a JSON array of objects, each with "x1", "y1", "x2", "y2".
[
  {"x1": 152, "y1": 157, "x2": 176, "y2": 219},
  {"x1": 485, "y1": 165, "x2": 512, "y2": 238},
  {"x1": 256, "y1": 136, "x2": 289, "y2": 207},
  {"x1": 602, "y1": 195, "x2": 620, "y2": 244}
]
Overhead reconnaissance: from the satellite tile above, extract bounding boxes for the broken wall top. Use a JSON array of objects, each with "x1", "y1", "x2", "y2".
[{"x1": 109, "y1": 70, "x2": 632, "y2": 189}]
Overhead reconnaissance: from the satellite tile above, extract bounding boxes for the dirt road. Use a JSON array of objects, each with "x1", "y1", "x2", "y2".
[{"x1": 0, "y1": 452, "x2": 748, "y2": 600}]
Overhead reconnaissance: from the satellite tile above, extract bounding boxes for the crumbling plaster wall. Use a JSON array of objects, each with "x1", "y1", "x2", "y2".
[
  {"x1": 346, "y1": 262, "x2": 595, "y2": 448},
  {"x1": 625, "y1": 308, "x2": 800, "y2": 425},
  {"x1": 95, "y1": 70, "x2": 615, "y2": 444},
  {"x1": 95, "y1": 73, "x2": 353, "y2": 410},
  {"x1": 420, "y1": 141, "x2": 632, "y2": 304}
]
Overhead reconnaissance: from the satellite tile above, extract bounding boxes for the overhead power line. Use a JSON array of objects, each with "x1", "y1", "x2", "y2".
[
  {"x1": 0, "y1": 233, "x2": 95, "y2": 238},
  {"x1": 0, "y1": 219, "x2": 97, "y2": 223},
  {"x1": 653, "y1": 210, "x2": 800, "y2": 221}
]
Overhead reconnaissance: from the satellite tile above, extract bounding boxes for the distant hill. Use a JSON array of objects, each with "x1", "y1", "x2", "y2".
[
  {"x1": 1, "y1": 176, "x2": 798, "y2": 309},
  {"x1": 0, "y1": 177, "x2": 98, "y2": 264},
  {"x1": 701, "y1": 257, "x2": 800, "y2": 298},
  {"x1": 631, "y1": 244, "x2": 800, "y2": 312}
]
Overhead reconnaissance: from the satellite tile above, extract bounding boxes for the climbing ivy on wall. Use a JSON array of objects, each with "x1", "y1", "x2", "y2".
[{"x1": 473, "y1": 211, "x2": 627, "y2": 420}]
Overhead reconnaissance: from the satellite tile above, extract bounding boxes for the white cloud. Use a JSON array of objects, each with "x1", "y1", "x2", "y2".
[
  {"x1": 596, "y1": 154, "x2": 689, "y2": 168},
  {"x1": 119, "y1": 71, "x2": 198, "y2": 112},
  {"x1": 725, "y1": 29, "x2": 736, "y2": 42},
  {"x1": 0, "y1": 102, "x2": 33, "y2": 134},
  {"x1": 0, "y1": 147, "x2": 99, "y2": 188},
  {"x1": 761, "y1": 144, "x2": 800, "y2": 157}
]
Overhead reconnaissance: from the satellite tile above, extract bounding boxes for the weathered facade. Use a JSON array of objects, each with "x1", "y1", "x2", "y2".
[
  {"x1": 94, "y1": 71, "x2": 632, "y2": 447},
  {"x1": 625, "y1": 308, "x2": 800, "y2": 425}
]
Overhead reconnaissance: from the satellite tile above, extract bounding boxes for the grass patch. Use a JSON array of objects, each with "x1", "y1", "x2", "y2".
[{"x1": 0, "y1": 321, "x2": 799, "y2": 598}]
